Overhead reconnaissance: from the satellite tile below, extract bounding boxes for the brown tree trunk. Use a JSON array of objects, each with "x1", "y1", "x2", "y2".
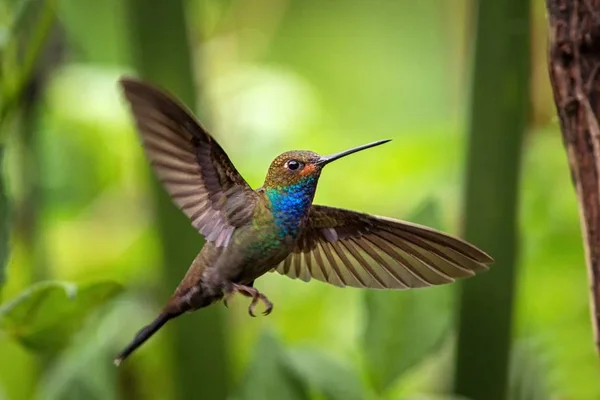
[{"x1": 547, "y1": 0, "x2": 600, "y2": 353}]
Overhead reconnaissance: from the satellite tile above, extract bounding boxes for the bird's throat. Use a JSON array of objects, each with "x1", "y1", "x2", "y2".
[{"x1": 265, "y1": 177, "x2": 317, "y2": 239}]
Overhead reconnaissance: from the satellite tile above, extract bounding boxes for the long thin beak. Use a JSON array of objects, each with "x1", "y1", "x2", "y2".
[{"x1": 315, "y1": 139, "x2": 391, "y2": 166}]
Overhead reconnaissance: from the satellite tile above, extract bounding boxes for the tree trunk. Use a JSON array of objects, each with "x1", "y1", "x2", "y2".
[
  {"x1": 123, "y1": 0, "x2": 230, "y2": 398},
  {"x1": 546, "y1": 0, "x2": 600, "y2": 354},
  {"x1": 453, "y1": 1, "x2": 531, "y2": 399}
]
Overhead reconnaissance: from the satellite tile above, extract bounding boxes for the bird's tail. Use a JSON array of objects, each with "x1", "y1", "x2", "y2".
[{"x1": 114, "y1": 310, "x2": 181, "y2": 366}]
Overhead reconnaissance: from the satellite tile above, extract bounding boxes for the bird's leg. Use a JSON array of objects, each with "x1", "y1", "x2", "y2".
[
  {"x1": 223, "y1": 281, "x2": 253, "y2": 308},
  {"x1": 223, "y1": 282, "x2": 273, "y2": 317}
]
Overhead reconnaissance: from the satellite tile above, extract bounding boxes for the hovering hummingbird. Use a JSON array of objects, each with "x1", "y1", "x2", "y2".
[{"x1": 114, "y1": 77, "x2": 492, "y2": 366}]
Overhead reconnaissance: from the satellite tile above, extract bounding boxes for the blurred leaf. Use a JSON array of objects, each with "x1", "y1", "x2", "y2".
[
  {"x1": 0, "y1": 147, "x2": 8, "y2": 288},
  {"x1": 508, "y1": 341, "x2": 551, "y2": 400},
  {"x1": 285, "y1": 348, "x2": 364, "y2": 400},
  {"x1": 38, "y1": 298, "x2": 155, "y2": 400},
  {"x1": 363, "y1": 200, "x2": 454, "y2": 393},
  {"x1": 237, "y1": 331, "x2": 309, "y2": 400},
  {"x1": 0, "y1": 281, "x2": 122, "y2": 353}
]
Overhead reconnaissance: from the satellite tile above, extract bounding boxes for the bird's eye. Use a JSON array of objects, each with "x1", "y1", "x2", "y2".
[{"x1": 286, "y1": 160, "x2": 302, "y2": 171}]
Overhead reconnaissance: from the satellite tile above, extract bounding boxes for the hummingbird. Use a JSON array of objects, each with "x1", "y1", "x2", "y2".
[{"x1": 114, "y1": 77, "x2": 493, "y2": 366}]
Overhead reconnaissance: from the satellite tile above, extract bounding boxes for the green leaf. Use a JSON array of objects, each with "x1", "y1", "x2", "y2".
[
  {"x1": 237, "y1": 331, "x2": 310, "y2": 400},
  {"x1": 38, "y1": 298, "x2": 153, "y2": 400},
  {"x1": 0, "y1": 280, "x2": 122, "y2": 353},
  {"x1": 363, "y1": 200, "x2": 454, "y2": 393},
  {"x1": 285, "y1": 348, "x2": 364, "y2": 400}
]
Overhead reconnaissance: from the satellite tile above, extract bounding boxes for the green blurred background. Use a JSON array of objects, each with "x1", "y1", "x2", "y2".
[{"x1": 0, "y1": 0, "x2": 597, "y2": 399}]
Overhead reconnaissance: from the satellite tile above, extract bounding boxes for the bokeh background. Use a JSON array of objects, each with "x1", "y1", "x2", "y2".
[{"x1": 0, "y1": 0, "x2": 597, "y2": 399}]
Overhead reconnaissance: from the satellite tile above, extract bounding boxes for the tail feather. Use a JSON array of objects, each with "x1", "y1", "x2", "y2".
[{"x1": 114, "y1": 311, "x2": 179, "y2": 366}]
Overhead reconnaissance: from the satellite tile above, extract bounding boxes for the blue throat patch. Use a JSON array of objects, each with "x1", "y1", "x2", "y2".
[{"x1": 266, "y1": 176, "x2": 316, "y2": 238}]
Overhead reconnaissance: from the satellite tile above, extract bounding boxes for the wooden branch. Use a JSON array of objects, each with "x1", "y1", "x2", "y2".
[{"x1": 547, "y1": 0, "x2": 600, "y2": 353}]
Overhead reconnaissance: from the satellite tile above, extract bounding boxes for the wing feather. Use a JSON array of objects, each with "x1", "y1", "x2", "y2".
[
  {"x1": 120, "y1": 77, "x2": 257, "y2": 247},
  {"x1": 274, "y1": 205, "x2": 492, "y2": 289}
]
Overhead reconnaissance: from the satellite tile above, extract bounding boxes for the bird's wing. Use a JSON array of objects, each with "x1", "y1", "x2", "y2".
[
  {"x1": 274, "y1": 205, "x2": 492, "y2": 289},
  {"x1": 120, "y1": 77, "x2": 257, "y2": 247}
]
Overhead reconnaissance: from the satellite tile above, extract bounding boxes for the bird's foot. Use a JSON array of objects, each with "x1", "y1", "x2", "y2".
[
  {"x1": 223, "y1": 283, "x2": 273, "y2": 317},
  {"x1": 248, "y1": 291, "x2": 273, "y2": 317}
]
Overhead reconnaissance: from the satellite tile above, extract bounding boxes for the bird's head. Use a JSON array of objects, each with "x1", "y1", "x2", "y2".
[{"x1": 263, "y1": 139, "x2": 391, "y2": 190}]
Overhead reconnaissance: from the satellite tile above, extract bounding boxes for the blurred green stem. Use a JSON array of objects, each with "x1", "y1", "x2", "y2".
[
  {"x1": 0, "y1": 0, "x2": 58, "y2": 131},
  {"x1": 123, "y1": 0, "x2": 230, "y2": 399},
  {"x1": 453, "y1": 1, "x2": 531, "y2": 400},
  {"x1": 0, "y1": 0, "x2": 61, "y2": 292},
  {"x1": 0, "y1": 146, "x2": 8, "y2": 290},
  {"x1": 15, "y1": 60, "x2": 54, "y2": 283}
]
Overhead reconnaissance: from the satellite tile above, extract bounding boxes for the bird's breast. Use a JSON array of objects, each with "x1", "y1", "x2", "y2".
[{"x1": 214, "y1": 224, "x2": 291, "y2": 285}]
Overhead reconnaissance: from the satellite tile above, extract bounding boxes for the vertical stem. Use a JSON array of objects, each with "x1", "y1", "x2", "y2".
[
  {"x1": 15, "y1": 74, "x2": 48, "y2": 283},
  {"x1": 453, "y1": 1, "x2": 531, "y2": 400},
  {"x1": 123, "y1": 1, "x2": 230, "y2": 399},
  {"x1": 0, "y1": 145, "x2": 8, "y2": 290},
  {"x1": 15, "y1": 25, "x2": 63, "y2": 376},
  {"x1": 0, "y1": 0, "x2": 60, "y2": 292}
]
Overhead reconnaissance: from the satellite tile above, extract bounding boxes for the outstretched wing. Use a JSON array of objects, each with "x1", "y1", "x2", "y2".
[
  {"x1": 120, "y1": 77, "x2": 257, "y2": 247},
  {"x1": 274, "y1": 205, "x2": 492, "y2": 289}
]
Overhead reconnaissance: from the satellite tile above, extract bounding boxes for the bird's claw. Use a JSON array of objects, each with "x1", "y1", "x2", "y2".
[
  {"x1": 224, "y1": 283, "x2": 273, "y2": 317},
  {"x1": 223, "y1": 291, "x2": 234, "y2": 308},
  {"x1": 248, "y1": 293, "x2": 273, "y2": 317}
]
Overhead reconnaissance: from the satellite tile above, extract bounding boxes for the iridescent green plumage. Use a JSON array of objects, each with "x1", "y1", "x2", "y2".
[{"x1": 114, "y1": 77, "x2": 493, "y2": 366}]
